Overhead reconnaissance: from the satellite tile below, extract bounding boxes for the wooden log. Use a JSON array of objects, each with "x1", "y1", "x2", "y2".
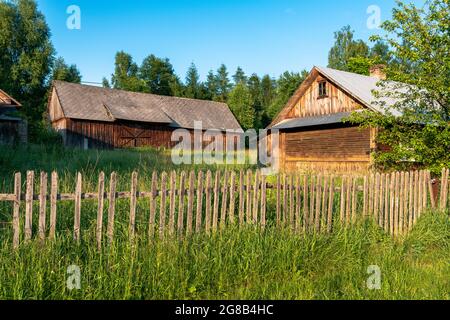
[
  {"x1": 13, "y1": 172, "x2": 21, "y2": 249},
  {"x1": 186, "y1": 171, "x2": 195, "y2": 236},
  {"x1": 49, "y1": 171, "x2": 58, "y2": 240},
  {"x1": 107, "y1": 172, "x2": 117, "y2": 245},
  {"x1": 261, "y1": 174, "x2": 267, "y2": 230},
  {"x1": 96, "y1": 172, "x2": 105, "y2": 250},
  {"x1": 402, "y1": 172, "x2": 409, "y2": 234},
  {"x1": 378, "y1": 174, "x2": 385, "y2": 228},
  {"x1": 398, "y1": 172, "x2": 405, "y2": 235},
  {"x1": 309, "y1": 175, "x2": 316, "y2": 229},
  {"x1": 393, "y1": 172, "x2": 400, "y2": 237},
  {"x1": 148, "y1": 171, "x2": 158, "y2": 238},
  {"x1": 239, "y1": 170, "x2": 245, "y2": 225},
  {"x1": 74, "y1": 172, "x2": 82, "y2": 242},
  {"x1": 422, "y1": 170, "x2": 427, "y2": 213},
  {"x1": 418, "y1": 171, "x2": 423, "y2": 219},
  {"x1": 159, "y1": 172, "x2": 168, "y2": 239},
  {"x1": 345, "y1": 176, "x2": 351, "y2": 225},
  {"x1": 315, "y1": 175, "x2": 322, "y2": 232},
  {"x1": 327, "y1": 176, "x2": 334, "y2": 233},
  {"x1": 295, "y1": 175, "x2": 301, "y2": 231},
  {"x1": 321, "y1": 176, "x2": 329, "y2": 232},
  {"x1": 351, "y1": 176, "x2": 357, "y2": 223},
  {"x1": 389, "y1": 173, "x2": 395, "y2": 235},
  {"x1": 439, "y1": 168, "x2": 448, "y2": 210},
  {"x1": 303, "y1": 176, "x2": 309, "y2": 232},
  {"x1": 229, "y1": 172, "x2": 236, "y2": 224},
  {"x1": 413, "y1": 171, "x2": 419, "y2": 227},
  {"x1": 38, "y1": 172, "x2": 48, "y2": 241},
  {"x1": 384, "y1": 174, "x2": 390, "y2": 232},
  {"x1": 177, "y1": 171, "x2": 186, "y2": 236},
  {"x1": 129, "y1": 171, "x2": 138, "y2": 240},
  {"x1": 25, "y1": 171, "x2": 34, "y2": 241},
  {"x1": 253, "y1": 170, "x2": 260, "y2": 225},
  {"x1": 204, "y1": 171, "x2": 212, "y2": 233},
  {"x1": 246, "y1": 170, "x2": 252, "y2": 223},
  {"x1": 284, "y1": 174, "x2": 289, "y2": 225},
  {"x1": 212, "y1": 171, "x2": 221, "y2": 232},
  {"x1": 289, "y1": 175, "x2": 295, "y2": 228},
  {"x1": 221, "y1": 171, "x2": 229, "y2": 229},
  {"x1": 276, "y1": 174, "x2": 281, "y2": 226},
  {"x1": 427, "y1": 170, "x2": 435, "y2": 209},
  {"x1": 339, "y1": 176, "x2": 346, "y2": 225},
  {"x1": 195, "y1": 171, "x2": 204, "y2": 233},
  {"x1": 373, "y1": 173, "x2": 380, "y2": 223},
  {"x1": 368, "y1": 174, "x2": 374, "y2": 217},
  {"x1": 408, "y1": 171, "x2": 414, "y2": 232},
  {"x1": 363, "y1": 176, "x2": 368, "y2": 217}
]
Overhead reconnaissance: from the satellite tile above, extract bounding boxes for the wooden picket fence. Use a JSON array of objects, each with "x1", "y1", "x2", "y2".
[{"x1": 0, "y1": 168, "x2": 449, "y2": 249}]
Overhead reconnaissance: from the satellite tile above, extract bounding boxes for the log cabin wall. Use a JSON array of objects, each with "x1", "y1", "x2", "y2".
[
  {"x1": 286, "y1": 75, "x2": 363, "y2": 119},
  {"x1": 274, "y1": 72, "x2": 374, "y2": 174},
  {"x1": 53, "y1": 118, "x2": 237, "y2": 150}
]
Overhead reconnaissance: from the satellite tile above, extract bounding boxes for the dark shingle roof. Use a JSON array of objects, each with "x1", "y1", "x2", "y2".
[{"x1": 53, "y1": 81, "x2": 242, "y2": 130}]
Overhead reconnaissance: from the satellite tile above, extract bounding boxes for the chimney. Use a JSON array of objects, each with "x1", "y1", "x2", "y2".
[{"x1": 369, "y1": 64, "x2": 387, "y2": 80}]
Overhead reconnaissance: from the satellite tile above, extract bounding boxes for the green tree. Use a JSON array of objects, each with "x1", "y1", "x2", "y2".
[
  {"x1": 184, "y1": 63, "x2": 203, "y2": 99},
  {"x1": 347, "y1": 0, "x2": 450, "y2": 172},
  {"x1": 51, "y1": 57, "x2": 81, "y2": 83},
  {"x1": 228, "y1": 82, "x2": 255, "y2": 130},
  {"x1": 232, "y1": 67, "x2": 247, "y2": 85},
  {"x1": 102, "y1": 77, "x2": 111, "y2": 88},
  {"x1": 205, "y1": 70, "x2": 218, "y2": 100},
  {"x1": 215, "y1": 64, "x2": 231, "y2": 102},
  {"x1": 139, "y1": 54, "x2": 179, "y2": 96},
  {"x1": 328, "y1": 25, "x2": 370, "y2": 71},
  {"x1": 111, "y1": 51, "x2": 143, "y2": 91},
  {"x1": 0, "y1": 0, "x2": 54, "y2": 139},
  {"x1": 267, "y1": 71, "x2": 307, "y2": 121}
]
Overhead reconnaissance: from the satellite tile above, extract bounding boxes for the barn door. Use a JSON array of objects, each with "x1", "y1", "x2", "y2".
[{"x1": 118, "y1": 126, "x2": 147, "y2": 148}]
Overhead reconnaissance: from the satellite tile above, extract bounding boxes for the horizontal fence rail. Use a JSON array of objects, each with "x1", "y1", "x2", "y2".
[{"x1": 0, "y1": 168, "x2": 448, "y2": 249}]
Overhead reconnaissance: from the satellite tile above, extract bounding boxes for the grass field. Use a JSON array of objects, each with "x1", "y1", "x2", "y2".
[{"x1": 0, "y1": 145, "x2": 448, "y2": 300}]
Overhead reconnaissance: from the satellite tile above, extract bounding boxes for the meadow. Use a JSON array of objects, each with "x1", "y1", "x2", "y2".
[{"x1": 0, "y1": 144, "x2": 448, "y2": 300}]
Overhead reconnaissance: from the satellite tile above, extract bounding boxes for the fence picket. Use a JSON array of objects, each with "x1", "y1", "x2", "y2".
[
  {"x1": 253, "y1": 170, "x2": 260, "y2": 225},
  {"x1": 186, "y1": 171, "x2": 195, "y2": 236},
  {"x1": 246, "y1": 170, "x2": 252, "y2": 223},
  {"x1": 148, "y1": 171, "x2": 158, "y2": 238},
  {"x1": 295, "y1": 176, "x2": 301, "y2": 231},
  {"x1": 177, "y1": 171, "x2": 186, "y2": 236},
  {"x1": 303, "y1": 176, "x2": 309, "y2": 232},
  {"x1": 276, "y1": 174, "x2": 281, "y2": 226},
  {"x1": 13, "y1": 172, "x2": 21, "y2": 248},
  {"x1": 321, "y1": 176, "x2": 329, "y2": 232},
  {"x1": 383, "y1": 174, "x2": 390, "y2": 232},
  {"x1": 221, "y1": 171, "x2": 229, "y2": 229},
  {"x1": 339, "y1": 176, "x2": 346, "y2": 225},
  {"x1": 195, "y1": 171, "x2": 204, "y2": 233},
  {"x1": 289, "y1": 175, "x2": 295, "y2": 228},
  {"x1": 159, "y1": 172, "x2": 168, "y2": 239},
  {"x1": 239, "y1": 170, "x2": 245, "y2": 225},
  {"x1": 212, "y1": 171, "x2": 221, "y2": 232},
  {"x1": 168, "y1": 171, "x2": 176, "y2": 236},
  {"x1": 204, "y1": 171, "x2": 212, "y2": 233},
  {"x1": 38, "y1": 172, "x2": 48, "y2": 241},
  {"x1": 129, "y1": 171, "x2": 138, "y2": 239},
  {"x1": 327, "y1": 176, "x2": 334, "y2": 233},
  {"x1": 107, "y1": 172, "x2": 117, "y2": 245},
  {"x1": 49, "y1": 172, "x2": 58, "y2": 240},
  {"x1": 25, "y1": 171, "x2": 34, "y2": 241},
  {"x1": 74, "y1": 173, "x2": 82, "y2": 242},
  {"x1": 96, "y1": 172, "x2": 105, "y2": 249},
  {"x1": 229, "y1": 172, "x2": 236, "y2": 225}
]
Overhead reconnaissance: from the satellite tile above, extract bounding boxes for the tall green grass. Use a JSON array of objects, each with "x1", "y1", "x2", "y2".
[
  {"x1": 0, "y1": 144, "x2": 448, "y2": 300},
  {"x1": 0, "y1": 213, "x2": 448, "y2": 300}
]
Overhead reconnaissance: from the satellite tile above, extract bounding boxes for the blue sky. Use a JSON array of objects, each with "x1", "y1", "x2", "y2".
[{"x1": 36, "y1": 0, "x2": 422, "y2": 84}]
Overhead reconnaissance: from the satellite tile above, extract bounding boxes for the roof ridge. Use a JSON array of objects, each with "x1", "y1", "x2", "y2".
[{"x1": 53, "y1": 80, "x2": 228, "y2": 106}]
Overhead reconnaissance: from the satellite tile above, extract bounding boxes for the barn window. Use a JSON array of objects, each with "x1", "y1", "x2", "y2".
[{"x1": 318, "y1": 81, "x2": 328, "y2": 98}]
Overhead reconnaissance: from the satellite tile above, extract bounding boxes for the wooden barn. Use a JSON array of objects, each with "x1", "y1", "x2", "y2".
[
  {"x1": 48, "y1": 81, "x2": 242, "y2": 149},
  {"x1": 0, "y1": 89, "x2": 27, "y2": 145},
  {"x1": 269, "y1": 65, "x2": 403, "y2": 173}
]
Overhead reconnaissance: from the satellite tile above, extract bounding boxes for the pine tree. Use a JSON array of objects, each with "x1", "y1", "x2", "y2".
[
  {"x1": 215, "y1": 64, "x2": 231, "y2": 102},
  {"x1": 184, "y1": 63, "x2": 202, "y2": 99}
]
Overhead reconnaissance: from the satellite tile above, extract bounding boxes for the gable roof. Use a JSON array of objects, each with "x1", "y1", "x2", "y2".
[
  {"x1": 52, "y1": 81, "x2": 242, "y2": 131},
  {"x1": 269, "y1": 66, "x2": 406, "y2": 128},
  {"x1": 0, "y1": 89, "x2": 21, "y2": 107}
]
